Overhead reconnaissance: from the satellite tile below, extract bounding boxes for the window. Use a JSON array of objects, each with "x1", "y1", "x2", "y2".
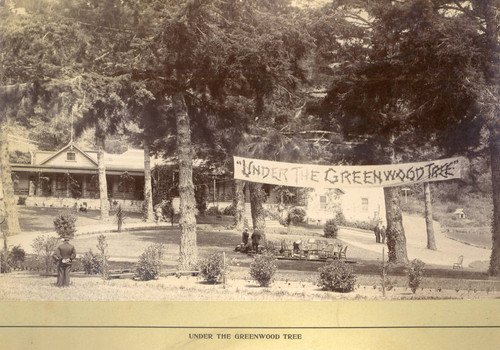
[
  {"x1": 361, "y1": 198, "x2": 369, "y2": 212},
  {"x1": 320, "y1": 196, "x2": 327, "y2": 210},
  {"x1": 67, "y1": 152, "x2": 76, "y2": 161}
]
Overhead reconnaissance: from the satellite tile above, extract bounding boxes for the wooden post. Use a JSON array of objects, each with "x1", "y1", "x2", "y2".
[
  {"x1": 82, "y1": 174, "x2": 87, "y2": 198},
  {"x1": 382, "y1": 247, "x2": 386, "y2": 297},
  {"x1": 222, "y1": 251, "x2": 226, "y2": 289},
  {"x1": 213, "y1": 177, "x2": 216, "y2": 208}
]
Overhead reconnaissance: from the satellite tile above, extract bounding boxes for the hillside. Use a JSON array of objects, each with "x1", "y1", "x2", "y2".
[{"x1": 402, "y1": 182, "x2": 493, "y2": 249}]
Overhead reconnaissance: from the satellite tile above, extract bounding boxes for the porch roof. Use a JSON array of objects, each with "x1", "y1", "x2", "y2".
[{"x1": 11, "y1": 164, "x2": 144, "y2": 176}]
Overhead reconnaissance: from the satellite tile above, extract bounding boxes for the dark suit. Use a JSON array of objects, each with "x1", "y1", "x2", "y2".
[
  {"x1": 251, "y1": 232, "x2": 261, "y2": 252},
  {"x1": 53, "y1": 241, "x2": 76, "y2": 287}
]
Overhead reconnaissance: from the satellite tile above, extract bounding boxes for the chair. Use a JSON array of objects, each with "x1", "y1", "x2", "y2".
[
  {"x1": 333, "y1": 244, "x2": 343, "y2": 259},
  {"x1": 453, "y1": 256, "x2": 464, "y2": 269},
  {"x1": 265, "y1": 240, "x2": 277, "y2": 256},
  {"x1": 323, "y1": 244, "x2": 336, "y2": 259},
  {"x1": 281, "y1": 240, "x2": 293, "y2": 258},
  {"x1": 339, "y1": 245, "x2": 348, "y2": 260},
  {"x1": 300, "y1": 242, "x2": 310, "y2": 259},
  {"x1": 307, "y1": 239, "x2": 319, "y2": 257}
]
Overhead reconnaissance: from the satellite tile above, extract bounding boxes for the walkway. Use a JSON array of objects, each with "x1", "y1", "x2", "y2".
[{"x1": 339, "y1": 215, "x2": 490, "y2": 268}]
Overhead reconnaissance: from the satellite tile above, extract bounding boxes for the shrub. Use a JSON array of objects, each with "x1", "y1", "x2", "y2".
[
  {"x1": 53, "y1": 212, "x2": 77, "y2": 239},
  {"x1": 96, "y1": 234, "x2": 109, "y2": 279},
  {"x1": 287, "y1": 207, "x2": 306, "y2": 226},
  {"x1": 249, "y1": 253, "x2": 277, "y2": 287},
  {"x1": 135, "y1": 243, "x2": 164, "y2": 281},
  {"x1": 0, "y1": 249, "x2": 10, "y2": 273},
  {"x1": 70, "y1": 257, "x2": 83, "y2": 272},
  {"x1": 343, "y1": 220, "x2": 375, "y2": 231},
  {"x1": 222, "y1": 204, "x2": 236, "y2": 216},
  {"x1": 9, "y1": 245, "x2": 26, "y2": 270},
  {"x1": 205, "y1": 206, "x2": 221, "y2": 216},
  {"x1": 334, "y1": 211, "x2": 346, "y2": 225},
  {"x1": 317, "y1": 260, "x2": 356, "y2": 292},
  {"x1": 407, "y1": 259, "x2": 425, "y2": 293},
  {"x1": 323, "y1": 219, "x2": 339, "y2": 238},
  {"x1": 115, "y1": 205, "x2": 125, "y2": 232},
  {"x1": 199, "y1": 253, "x2": 226, "y2": 284},
  {"x1": 81, "y1": 250, "x2": 102, "y2": 274},
  {"x1": 1, "y1": 245, "x2": 26, "y2": 273},
  {"x1": 31, "y1": 235, "x2": 59, "y2": 273}
]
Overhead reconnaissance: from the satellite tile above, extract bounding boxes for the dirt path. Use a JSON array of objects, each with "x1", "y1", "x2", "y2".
[{"x1": 339, "y1": 215, "x2": 490, "y2": 268}]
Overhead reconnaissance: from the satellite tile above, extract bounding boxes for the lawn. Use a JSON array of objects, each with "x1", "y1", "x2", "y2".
[
  {"x1": 1, "y1": 267, "x2": 499, "y2": 301},
  {"x1": 4, "y1": 205, "x2": 500, "y2": 301}
]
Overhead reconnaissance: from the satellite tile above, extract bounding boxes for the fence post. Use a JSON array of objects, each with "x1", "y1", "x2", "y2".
[
  {"x1": 223, "y1": 251, "x2": 226, "y2": 289},
  {"x1": 382, "y1": 247, "x2": 386, "y2": 297}
]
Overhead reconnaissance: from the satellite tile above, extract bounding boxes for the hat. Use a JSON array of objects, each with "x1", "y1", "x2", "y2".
[{"x1": 244, "y1": 228, "x2": 248, "y2": 231}]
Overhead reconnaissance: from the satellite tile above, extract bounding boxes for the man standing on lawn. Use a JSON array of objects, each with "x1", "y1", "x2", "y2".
[{"x1": 52, "y1": 237, "x2": 76, "y2": 287}]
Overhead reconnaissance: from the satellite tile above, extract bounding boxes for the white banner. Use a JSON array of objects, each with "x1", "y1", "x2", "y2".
[{"x1": 233, "y1": 156, "x2": 464, "y2": 188}]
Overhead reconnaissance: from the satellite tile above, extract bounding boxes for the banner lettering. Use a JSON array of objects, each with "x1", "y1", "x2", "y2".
[{"x1": 233, "y1": 156, "x2": 464, "y2": 188}]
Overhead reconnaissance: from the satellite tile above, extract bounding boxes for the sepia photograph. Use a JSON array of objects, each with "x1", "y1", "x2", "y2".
[{"x1": 1, "y1": 0, "x2": 499, "y2": 348}]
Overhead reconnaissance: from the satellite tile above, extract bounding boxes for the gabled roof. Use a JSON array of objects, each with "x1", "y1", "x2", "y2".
[{"x1": 39, "y1": 142, "x2": 98, "y2": 167}]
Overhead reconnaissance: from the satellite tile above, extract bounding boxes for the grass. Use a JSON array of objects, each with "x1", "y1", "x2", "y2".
[
  {"x1": 1, "y1": 267, "x2": 498, "y2": 301},
  {"x1": 5, "y1": 205, "x2": 500, "y2": 301}
]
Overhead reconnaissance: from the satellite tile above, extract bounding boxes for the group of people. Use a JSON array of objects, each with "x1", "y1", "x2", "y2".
[
  {"x1": 374, "y1": 222, "x2": 387, "y2": 244},
  {"x1": 236, "y1": 228, "x2": 262, "y2": 253}
]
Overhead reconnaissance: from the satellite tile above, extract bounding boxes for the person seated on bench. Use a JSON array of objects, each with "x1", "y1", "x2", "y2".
[
  {"x1": 79, "y1": 203, "x2": 88, "y2": 212},
  {"x1": 293, "y1": 240, "x2": 302, "y2": 254}
]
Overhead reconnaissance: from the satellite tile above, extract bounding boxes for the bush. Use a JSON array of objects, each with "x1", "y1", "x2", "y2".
[
  {"x1": 81, "y1": 249, "x2": 102, "y2": 274},
  {"x1": 96, "y1": 234, "x2": 109, "y2": 279},
  {"x1": 135, "y1": 243, "x2": 164, "y2": 281},
  {"x1": 31, "y1": 235, "x2": 60, "y2": 273},
  {"x1": 287, "y1": 207, "x2": 306, "y2": 226},
  {"x1": 9, "y1": 245, "x2": 26, "y2": 270},
  {"x1": 1, "y1": 245, "x2": 26, "y2": 273},
  {"x1": 199, "y1": 253, "x2": 226, "y2": 284},
  {"x1": 323, "y1": 219, "x2": 339, "y2": 238},
  {"x1": 205, "y1": 206, "x2": 221, "y2": 216},
  {"x1": 343, "y1": 220, "x2": 375, "y2": 231},
  {"x1": 334, "y1": 211, "x2": 346, "y2": 225},
  {"x1": 115, "y1": 205, "x2": 125, "y2": 232},
  {"x1": 249, "y1": 253, "x2": 277, "y2": 287},
  {"x1": 222, "y1": 204, "x2": 236, "y2": 216},
  {"x1": 265, "y1": 208, "x2": 282, "y2": 222},
  {"x1": 407, "y1": 259, "x2": 425, "y2": 293},
  {"x1": 53, "y1": 212, "x2": 77, "y2": 239},
  {"x1": 317, "y1": 260, "x2": 356, "y2": 292}
]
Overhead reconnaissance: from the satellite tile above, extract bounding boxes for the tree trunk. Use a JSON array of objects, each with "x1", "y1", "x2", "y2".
[
  {"x1": 232, "y1": 179, "x2": 245, "y2": 230},
  {"x1": 96, "y1": 137, "x2": 109, "y2": 220},
  {"x1": 143, "y1": 140, "x2": 154, "y2": 222},
  {"x1": 488, "y1": 132, "x2": 500, "y2": 275},
  {"x1": 249, "y1": 182, "x2": 266, "y2": 241},
  {"x1": 478, "y1": 0, "x2": 500, "y2": 277},
  {"x1": 0, "y1": 120, "x2": 21, "y2": 237},
  {"x1": 424, "y1": 182, "x2": 437, "y2": 250},
  {"x1": 384, "y1": 186, "x2": 408, "y2": 264},
  {"x1": 174, "y1": 92, "x2": 197, "y2": 270}
]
